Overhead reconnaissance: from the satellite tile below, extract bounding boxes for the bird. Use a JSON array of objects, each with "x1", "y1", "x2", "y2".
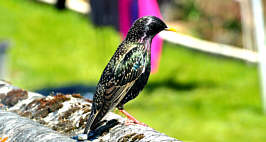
[{"x1": 84, "y1": 16, "x2": 176, "y2": 134}]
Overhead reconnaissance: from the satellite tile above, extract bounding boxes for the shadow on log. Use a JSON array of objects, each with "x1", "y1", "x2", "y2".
[{"x1": 0, "y1": 81, "x2": 181, "y2": 142}]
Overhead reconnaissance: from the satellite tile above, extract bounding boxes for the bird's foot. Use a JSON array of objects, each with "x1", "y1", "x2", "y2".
[
  {"x1": 125, "y1": 118, "x2": 147, "y2": 126},
  {"x1": 119, "y1": 109, "x2": 148, "y2": 127}
]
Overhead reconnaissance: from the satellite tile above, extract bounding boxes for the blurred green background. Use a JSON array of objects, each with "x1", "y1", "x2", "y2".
[{"x1": 0, "y1": 0, "x2": 265, "y2": 142}]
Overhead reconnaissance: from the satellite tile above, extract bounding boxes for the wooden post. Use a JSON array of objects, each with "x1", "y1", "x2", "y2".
[{"x1": 251, "y1": 0, "x2": 266, "y2": 114}]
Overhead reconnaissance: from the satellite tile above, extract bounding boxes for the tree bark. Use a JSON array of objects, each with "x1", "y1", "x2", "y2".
[{"x1": 0, "y1": 81, "x2": 181, "y2": 142}]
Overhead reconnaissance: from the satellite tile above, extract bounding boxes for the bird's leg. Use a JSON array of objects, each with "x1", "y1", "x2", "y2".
[{"x1": 119, "y1": 109, "x2": 147, "y2": 126}]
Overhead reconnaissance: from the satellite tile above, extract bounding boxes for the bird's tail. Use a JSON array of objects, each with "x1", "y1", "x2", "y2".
[
  {"x1": 84, "y1": 108, "x2": 97, "y2": 134},
  {"x1": 84, "y1": 104, "x2": 110, "y2": 134}
]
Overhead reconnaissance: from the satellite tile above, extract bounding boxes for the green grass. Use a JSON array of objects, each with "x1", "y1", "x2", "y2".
[
  {"x1": 0, "y1": 0, "x2": 121, "y2": 88},
  {"x1": 0, "y1": 0, "x2": 265, "y2": 142}
]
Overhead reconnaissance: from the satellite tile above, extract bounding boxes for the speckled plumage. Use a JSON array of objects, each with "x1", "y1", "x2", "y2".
[{"x1": 84, "y1": 16, "x2": 168, "y2": 133}]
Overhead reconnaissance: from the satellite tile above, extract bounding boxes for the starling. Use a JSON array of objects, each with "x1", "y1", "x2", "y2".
[{"x1": 84, "y1": 16, "x2": 176, "y2": 134}]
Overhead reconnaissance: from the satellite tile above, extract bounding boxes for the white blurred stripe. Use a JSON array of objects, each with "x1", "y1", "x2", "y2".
[
  {"x1": 251, "y1": 0, "x2": 266, "y2": 114},
  {"x1": 159, "y1": 31, "x2": 258, "y2": 62}
]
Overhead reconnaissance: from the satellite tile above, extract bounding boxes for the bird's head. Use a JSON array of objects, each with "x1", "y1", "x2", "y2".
[{"x1": 125, "y1": 16, "x2": 176, "y2": 42}]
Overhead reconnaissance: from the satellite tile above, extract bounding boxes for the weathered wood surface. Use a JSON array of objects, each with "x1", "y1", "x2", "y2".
[
  {"x1": 0, "y1": 111, "x2": 75, "y2": 142},
  {"x1": 0, "y1": 81, "x2": 181, "y2": 142}
]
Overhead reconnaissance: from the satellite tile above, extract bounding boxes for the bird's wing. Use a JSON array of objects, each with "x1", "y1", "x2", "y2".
[
  {"x1": 103, "y1": 44, "x2": 146, "y2": 104},
  {"x1": 114, "y1": 44, "x2": 146, "y2": 85}
]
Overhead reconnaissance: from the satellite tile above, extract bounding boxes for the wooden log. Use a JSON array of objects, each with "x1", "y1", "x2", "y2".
[{"x1": 0, "y1": 81, "x2": 181, "y2": 142}]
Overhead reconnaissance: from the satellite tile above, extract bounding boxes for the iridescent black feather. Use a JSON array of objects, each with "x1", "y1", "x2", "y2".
[{"x1": 84, "y1": 16, "x2": 168, "y2": 133}]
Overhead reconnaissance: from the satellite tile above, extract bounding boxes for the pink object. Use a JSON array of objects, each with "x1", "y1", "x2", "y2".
[
  {"x1": 118, "y1": 0, "x2": 132, "y2": 39},
  {"x1": 138, "y1": 0, "x2": 163, "y2": 73}
]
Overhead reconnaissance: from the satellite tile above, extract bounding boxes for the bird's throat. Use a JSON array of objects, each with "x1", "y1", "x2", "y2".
[{"x1": 143, "y1": 38, "x2": 152, "y2": 52}]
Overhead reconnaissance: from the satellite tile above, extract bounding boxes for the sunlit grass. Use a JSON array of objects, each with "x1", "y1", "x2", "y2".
[
  {"x1": 0, "y1": 0, "x2": 121, "y2": 89},
  {"x1": 0, "y1": 0, "x2": 265, "y2": 142},
  {"x1": 127, "y1": 43, "x2": 264, "y2": 142}
]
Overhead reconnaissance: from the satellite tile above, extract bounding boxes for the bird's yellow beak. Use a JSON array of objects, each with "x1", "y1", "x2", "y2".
[{"x1": 165, "y1": 27, "x2": 177, "y2": 32}]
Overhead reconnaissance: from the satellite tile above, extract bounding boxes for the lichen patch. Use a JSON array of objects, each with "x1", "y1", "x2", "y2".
[
  {"x1": 1, "y1": 89, "x2": 28, "y2": 107},
  {"x1": 20, "y1": 93, "x2": 70, "y2": 119},
  {"x1": 118, "y1": 133, "x2": 145, "y2": 142},
  {"x1": 71, "y1": 94, "x2": 83, "y2": 99},
  {"x1": 132, "y1": 133, "x2": 145, "y2": 141}
]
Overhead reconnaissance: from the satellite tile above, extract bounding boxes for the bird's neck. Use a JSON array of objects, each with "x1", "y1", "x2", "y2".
[
  {"x1": 125, "y1": 35, "x2": 149, "y2": 43},
  {"x1": 125, "y1": 34, "x2": 153, "y2": 45},
  {"x1": 124, "y1": 37, "x2": 152, "y2": 52},
  {"x1": 125, "y1": 27, "x2": 155, "y2": 43}
]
